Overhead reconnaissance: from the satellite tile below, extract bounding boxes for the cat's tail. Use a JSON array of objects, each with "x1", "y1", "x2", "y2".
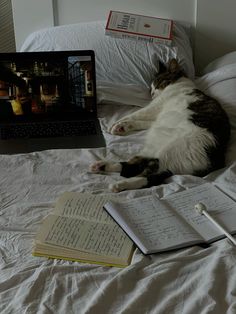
[{"x1": 146, "y1": 170, "x2": 173, "y2": 187}]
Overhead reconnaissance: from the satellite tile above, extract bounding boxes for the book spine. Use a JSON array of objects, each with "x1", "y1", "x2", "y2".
[{"x1": 105, "y1": 29, "x2": 172, "y2": 46}]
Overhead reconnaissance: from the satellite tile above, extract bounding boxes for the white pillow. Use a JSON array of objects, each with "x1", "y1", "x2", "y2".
[
  {"x1": 203, "y1": 51, "x2": 236, "y2": 74},
  {"x1": 21, "y1": 20, "x2": 194, "y2": 88},
  {"x1": 97, "y1": 82, "x2": 151, "y2": 107}
]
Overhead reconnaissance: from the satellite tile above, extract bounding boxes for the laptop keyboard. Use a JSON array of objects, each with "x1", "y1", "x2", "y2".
[{"x1": 1, "y1": 120, "x2": 97, "y2": 139}]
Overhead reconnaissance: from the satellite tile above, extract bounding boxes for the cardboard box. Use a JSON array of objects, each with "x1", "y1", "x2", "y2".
[{"x1": 105, "y1": 11, "x2": 173, "y2": 45}]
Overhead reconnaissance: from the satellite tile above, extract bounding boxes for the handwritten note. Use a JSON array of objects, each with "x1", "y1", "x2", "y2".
[
  {"x1": 37, "y1": 214, "x2": 133, "y2": 258},
  {"x1": 53, "y1": 192, "x2": 120, "y2": 223},
  {"x1": 165, "y1": 183, "x2": 236, "y2": 240},
  {"x1": 105, "y1": 196, "x2": 201, "y2": 253},
  {"x1": 104, "y1": 183, "x2": 236, "y2": 253}
]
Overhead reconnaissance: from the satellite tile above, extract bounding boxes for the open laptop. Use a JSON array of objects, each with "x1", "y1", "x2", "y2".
[{"x1": 0, "y1": 50, "x2": 105, "y2": 154}]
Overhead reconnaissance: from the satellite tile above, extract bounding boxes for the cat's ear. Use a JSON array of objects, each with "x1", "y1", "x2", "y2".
[
  {"x1": 157, "y1": 60, "x2": 167, "y2": 74},
  {"x1": 151, "y1": 54, "x2": 167, "y2": 74},
  {"x1": 168, "y1": 59, "x2": 180, "y2": 73}
]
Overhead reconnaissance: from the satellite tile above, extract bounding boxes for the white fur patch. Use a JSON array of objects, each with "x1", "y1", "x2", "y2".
[{"x1": 109, "y1": 177, "x2": 148, "y2": 192}]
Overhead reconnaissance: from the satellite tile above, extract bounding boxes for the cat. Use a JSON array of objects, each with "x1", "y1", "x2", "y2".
[{"x1": 90, "y1": 58, "x2": 231, "y2": 192}]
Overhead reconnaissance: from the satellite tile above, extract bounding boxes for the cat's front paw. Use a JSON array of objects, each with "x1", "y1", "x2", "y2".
[{"x1": 109, "y1": 121, "x2": 133, "y2": 135}]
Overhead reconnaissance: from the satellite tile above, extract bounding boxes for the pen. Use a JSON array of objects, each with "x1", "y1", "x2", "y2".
[{"x1": 195, "y1": 202, "x2": 236, "y2": 246}]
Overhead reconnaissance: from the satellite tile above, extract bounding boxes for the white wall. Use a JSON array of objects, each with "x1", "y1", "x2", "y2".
[
  {"x1": 10, "y1": 0, "x2": 236, "y2": 73},
  {"x1": 56, "y1": 0, "x2": 196, "y2": 26},
  {"x1": 11, "y1": 0, "x2": 196, "y2": 51},
  {"x1": 11, "y1": 0, "x2": 55, "y2": 51},
  {"x1": 195, "y1": 0, "x2": 236, "y2": 73}
]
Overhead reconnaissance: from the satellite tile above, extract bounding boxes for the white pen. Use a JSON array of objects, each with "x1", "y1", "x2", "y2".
[{"x1": 195, "y1": 202, "x2": 236, "y2": 246}]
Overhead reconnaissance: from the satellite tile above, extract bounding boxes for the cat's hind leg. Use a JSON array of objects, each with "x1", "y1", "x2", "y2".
[
  {"x1": 146, "y1": 170, "x2": 173, "y2": 186},
  {"x1": 90, "y1": 160, "x2": 122, "y2": 173},
  {"x1": 121, "y1": 156, "x2": 159, "y2": 177},
  {"x1": 90, "y1": 156, "x2": 147, "y2": 174},
  {"x1": 109, "y1": 177, "x2": 148, "y2": 193},
  {"x1": 90, "y1": 156, "x2": 159, "y2": 176},
  {"x1": 109, "y1": 170, "x2": 173, "y2": 192}
]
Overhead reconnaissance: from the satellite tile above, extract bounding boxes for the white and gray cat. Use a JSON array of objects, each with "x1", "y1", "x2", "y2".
[{"x1": 91, "y1": 59, "x2": 230, "y2": 192}]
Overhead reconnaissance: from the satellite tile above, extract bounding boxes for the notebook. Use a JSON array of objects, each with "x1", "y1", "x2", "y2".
[{"x1": 0, "y1": 50, "x2": 105, "y2": 154}]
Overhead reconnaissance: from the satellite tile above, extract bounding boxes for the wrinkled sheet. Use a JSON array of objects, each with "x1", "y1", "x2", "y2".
[{"x1": 1, "y1": 71, "x2": 236, "y2": 313}]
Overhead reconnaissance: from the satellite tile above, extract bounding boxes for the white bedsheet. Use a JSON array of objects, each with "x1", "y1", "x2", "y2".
[{"x1": 1, "y1": 67, "x2": 236, "y2": 313}]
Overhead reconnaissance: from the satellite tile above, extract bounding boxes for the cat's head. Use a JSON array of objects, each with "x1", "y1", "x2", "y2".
[{"x1": 150, "y1": 59, "x2": 185, "y2": 99}]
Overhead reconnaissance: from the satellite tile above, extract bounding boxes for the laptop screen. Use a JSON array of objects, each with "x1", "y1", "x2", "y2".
[{"x1": 0, "y1": 51, "x2": 97, "y2": 123}]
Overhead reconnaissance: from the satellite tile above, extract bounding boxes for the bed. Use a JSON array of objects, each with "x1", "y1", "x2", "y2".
[{"x1": 1, "y1": 5, "x2": 236, "y2": 314}]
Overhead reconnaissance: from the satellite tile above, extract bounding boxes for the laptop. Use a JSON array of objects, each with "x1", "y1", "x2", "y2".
[{"x1": 0, "y1": 50, "x2": 105, "y2": 154}]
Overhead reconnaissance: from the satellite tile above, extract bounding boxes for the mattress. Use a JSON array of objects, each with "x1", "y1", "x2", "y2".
[{"x1": 1, "y1": 65, "x2": 236, "y2": 314}]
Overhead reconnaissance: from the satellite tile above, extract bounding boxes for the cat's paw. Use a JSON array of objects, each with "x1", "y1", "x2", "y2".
[
  {"x1": 109, "y1": 181, "x2": 127, "y2": 193},
  {"x1": 109, "y1": 121, "x2": 133, "y2": 135},
  {"x1": 90, "y1": 161, "x2": 107, "y2": 173}
]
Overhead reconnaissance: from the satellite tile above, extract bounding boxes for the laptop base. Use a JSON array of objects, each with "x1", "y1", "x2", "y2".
[{"x1": 0, "y1": 121, "x2": 106, "y2": 154}]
